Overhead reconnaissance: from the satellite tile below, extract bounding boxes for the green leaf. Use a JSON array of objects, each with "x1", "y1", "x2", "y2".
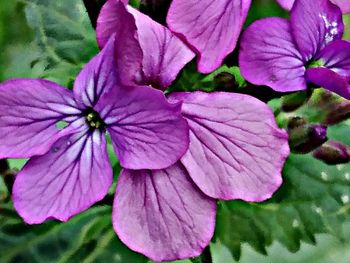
[
  {"x1": 214, "y1": 123, "x2": 350, "y2": 261},
  {"x1": 0, "y1": 1, "x2": 34, "y2": 81},
  {"x1": 343, "y1": 14, "x2": 350, "y2": 39},
  {"x1": 244, "y1": 0, "x2": 287, "y2": 27},
  {"x1": 23, "y1": 0, "x2": 99, "y2": 86},
  {"x1": 0, "y1": 205, "x2": 146, "y2": 263}
]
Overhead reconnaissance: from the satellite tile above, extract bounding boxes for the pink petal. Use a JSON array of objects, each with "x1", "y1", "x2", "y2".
[
  {"x1": 74, "y1": 35, "x2": 119, "y2": 107},
  {"x1": 128, "y1": 7, "x2": 195, "y2": 90},
  {"x1": 317, "y1": 40, "x2": 350, "y2": 81},
  {"x1": 239, "y1": 18, "x2": 306, "y2": 92},
  {"x1": 13, "y1": 130, "x2": 113, "y2": 224},
  {"x1": 95, "y1": 85, "x2": 189, "y2": 170},
  {"x1": 306, "y1": 67, "x2": 350, "y2": 100},
  {"x1": 277, "y1": 0, "x2": 350, "y2": 13},
  {"x1": 276, "y1": 0, "x2": 294, "y2": 10},
  {"x1": 0, "y1": 79, "x2": 82, "y2": 159},
  {"x1": 290, "y1": 0, "x2": 344, "y2": 61},
  {"x1": 167, "y1": 0, "x2": 252, "y2": 73},
  {"x1": 96, "y1": 0, "x2": 194, "y2": 90},
  {"x1": 113, "y1": 164, "x2": 216, "y2": 261},
  {"x1": 96, "y1": 0, "x2": 143, "y2": 85},
  {"x1": 169, "y1": 91, "x2": 290, "y2": 201},
  {"x1": 332, "y1": 0, "x2": 350, "y2": 13}
]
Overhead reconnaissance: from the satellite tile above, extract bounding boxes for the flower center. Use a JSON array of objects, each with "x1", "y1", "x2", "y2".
[
  {"x1": 84, "y1": 108, "x2": 105, "y2": 130},
  {"x1": 306, "y1": 59, "x2": 325, "y2": 69}
]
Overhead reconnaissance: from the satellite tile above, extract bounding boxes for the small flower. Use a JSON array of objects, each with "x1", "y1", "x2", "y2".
[
  {"x1": 166, "y1": 0, "x2": 252, "y2": 73},
  {"x1": 98, "y1": 1, "x2": 289, "y2": 261},
  {"x1": 277, "y1": 0, "x2": 350, "y2": 14},
  {"x1": 0, "y1": 5, "x2": 189, "y2": 224},
  {"x1": 240, "y1": 0, "x2": 350, "y2": 100}
]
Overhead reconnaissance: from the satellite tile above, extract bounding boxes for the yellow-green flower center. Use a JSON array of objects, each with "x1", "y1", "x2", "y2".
[{"x1": 85, "y1": 109, "x2": 104, "y2": 130}]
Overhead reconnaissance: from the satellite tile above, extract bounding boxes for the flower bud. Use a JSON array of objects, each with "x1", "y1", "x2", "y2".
[
  {"x1": 313, "y1": 140, "x2": 350, "y2": 165},
  {"x1": 289, "y1": 124, "x2": 328, "y2": 154},
  {"x1": 324, "y1": 100, "x2": 350, "y2": 125},
  {"x1": 214, "y1": 72, "x2": 237, "y2": 91},
  {"x1": 287, "y1": 116, "x2": 307, "y2": 130},
  {"x1": 282, "y1": 91, "x2": 310, "y2": 112}
]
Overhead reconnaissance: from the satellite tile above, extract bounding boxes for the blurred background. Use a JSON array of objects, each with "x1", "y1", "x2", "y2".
[{"x1": 1, "y1": 0, "x2": 350, "y2": 262}]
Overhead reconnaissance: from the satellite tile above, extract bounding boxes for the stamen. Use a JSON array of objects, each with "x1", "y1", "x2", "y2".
[
  {"x1": 306, "y1": 59, "x2": 325, "y2": 69},
  {"x1": 84, "y1": 108, "x2": 105, "y2": 130}
]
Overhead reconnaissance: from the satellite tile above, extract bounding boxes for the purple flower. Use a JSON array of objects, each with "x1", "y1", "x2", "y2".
[
  {"x1": 277, "y1": 0, "x2": 350, "y2": 13},
  {"x1": 165, "y1": 0, "x2": 252, "y2": 74},
  {"x1": 98, "y1": 1, "x2": 289, "y2": 261},
  {"x1": 240, "y1": 0, "x2": 350, "y2": 99},
  {"x1": 97, "y1": 0, "x2": 195, "y2": 90},
  {"x1": 0, "y1": 4, "x2": 190, "y2": 224}
]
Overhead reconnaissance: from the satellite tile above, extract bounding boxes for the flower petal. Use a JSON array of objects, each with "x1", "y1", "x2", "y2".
[
  {"x1": 167, "y1": 0, "x2": 252, "y2": 73},
  {"x1": 127, "y1": 7, "x2": 195, "y2": 90},
  {"x1": 168, "y1": 91, "x2": 289, "y2": 201},
  {"x1": 0, "y1": 79, "x2": 81, "y2": 159},
  {"x1": 97, "y1": 0, "x2": 194, "y2": 90},
  {"x1": 276, "y1": 0, "x2": 294, "y2": 10},
  {"x1": 95, "y1": 85, "x2": 189, "y2": 170},
  {"x1": 306, "y1": 67, "x2": 350, "y2": 99},
  {"x1": 74, "y1": 35, "x2": 119, "y2": 107},
  {"x1": 96, "y1": 0, "x2": 143, "y2": 85},
  {"x1": 113, "y1": 164, "x2": 216, "y2": 261},
  {"x1": 332, "y1": 0, "x2": 350, "y2": 13},
  {"x1": 290, "y1": 0, "x2": 344, "y2": 61},
  {"x1": 239, "y1": 18, "x2": 306, "y2": 92},
  {"x1": 317, "y1": 40, "x2": 350, "y2": 81},
  {"x1": 13, "y1": 130, "x2": 113, "y2": 224},
  {"x1": 277, "y1": 0, "x2": 350, "y2": 13}
]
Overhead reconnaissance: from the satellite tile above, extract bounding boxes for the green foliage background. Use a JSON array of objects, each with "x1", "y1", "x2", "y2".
[{"x1": 1, "y1": 0, "x2": 350, "y2": 262}]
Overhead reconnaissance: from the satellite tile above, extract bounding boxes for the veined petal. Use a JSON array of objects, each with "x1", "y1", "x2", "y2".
[
  {"x1": 113, "y1": 165, "x2": 216, "y2": 262},
  {"x1": 95, "y1": 85, "x2": 189, "y2": 170},
  {"x1": 239, "y1": 18, "x2": 306, "y2": 92},
  {"x1": 167, "y1": 0, "x2": 252, "y2": 73},
  {"x1": 13, "y1": 130, "x2": 113, "y2": 224},
  {"x1": 96, "y1": 0, "x2": 194, "y2": 90},
  {"x1": 317, "y1": 40, "x2": 350, "y2": 81},
  {"x1": 0, "y1": 79, "x2": 82, "y2": 159},
  {"x1": 306, "y1": 67, "x2": 350, "y2": 99},
  {"x1": 128, "y1": 7, "x2": 195, "y2": 90},
  {"x1": 169, "y1": 91, "x2": 289, "y2": 201},
  {"x1": 290, "y1": 0, "x2": 344, "y2": 61},
  {"x1": 96, "y1": 0, "x2": 143, "y2": 85},
  {"x1": 277, "y1": 0, "x2": 350, "y2": 13},
  {"x1": 74, "y1": 36, "x2": 119, "y2": 107}
]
